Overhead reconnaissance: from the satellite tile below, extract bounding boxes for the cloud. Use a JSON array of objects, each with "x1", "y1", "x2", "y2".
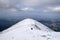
[
  {"x1": 52, "y1": 7, "x2": 60, "y2": 11},
  {"x1": 21, "y1": 7, "x2": 34, "y2": 11},
  {"x1": 43, "y1": 6, "x2": 60, "y2": 12},
  {"x1": 0, "y1": 0, "x2": 60, "y2": 13},
  {"x1": 0, "y1": 0, "x2": 18, "y2": 12},
  {"x1": 20, "y1": 0, "x2": 54, "y2": 6}
]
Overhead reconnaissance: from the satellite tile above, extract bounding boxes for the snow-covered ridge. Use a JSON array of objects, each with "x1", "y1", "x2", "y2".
[
  {"x1": 1, "y1": 18, "x2": 60, "y2": 40},
  {"x1": 1, "y1": 18, "x2": 54, "y2": 33}
]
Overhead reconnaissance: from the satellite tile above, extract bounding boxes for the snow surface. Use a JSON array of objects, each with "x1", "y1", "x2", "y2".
[
  {"x1": 1, "y1": 18, "x2": 53, "y2": 33},
  {"x1": 0, "y1": 18, "x2": 60, "y2": 40}
]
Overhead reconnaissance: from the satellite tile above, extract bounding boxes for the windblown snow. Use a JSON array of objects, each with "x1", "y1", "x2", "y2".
[{"x1": 0, "y1": 18, "x2": 60, "y2": 40}]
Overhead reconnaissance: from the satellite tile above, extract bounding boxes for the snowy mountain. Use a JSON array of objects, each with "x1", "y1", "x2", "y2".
[
  {"x1": 0, "y1": 18, "x2": 60, "y2": 40},
  {"x1": 1, "y1": 18, "x2": 53, "y2": 33}
]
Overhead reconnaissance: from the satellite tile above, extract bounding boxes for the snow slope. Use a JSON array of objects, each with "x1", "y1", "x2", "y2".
[
  {"x1": 1, "y1": 18, "x2": 53, "y2": 33},
  {"x1": 0, "y1": 18, "x2": 60, "y2": 40}
]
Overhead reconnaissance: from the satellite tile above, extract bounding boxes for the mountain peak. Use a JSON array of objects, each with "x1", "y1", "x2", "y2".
[
  {"x1": 2, "y1": 18, "x2": 54, "y2": 33},
  {"x1": 22, "y1": 18, "x2": 34, "y2": 20}
]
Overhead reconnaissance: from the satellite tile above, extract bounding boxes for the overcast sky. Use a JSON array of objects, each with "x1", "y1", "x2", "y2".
[
  {"x1": 0, "y1": 0, "x2": 60, "y2": 21},
  {"x1": 0, "y1": 0, "x2": 60, "y2": 12}
]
